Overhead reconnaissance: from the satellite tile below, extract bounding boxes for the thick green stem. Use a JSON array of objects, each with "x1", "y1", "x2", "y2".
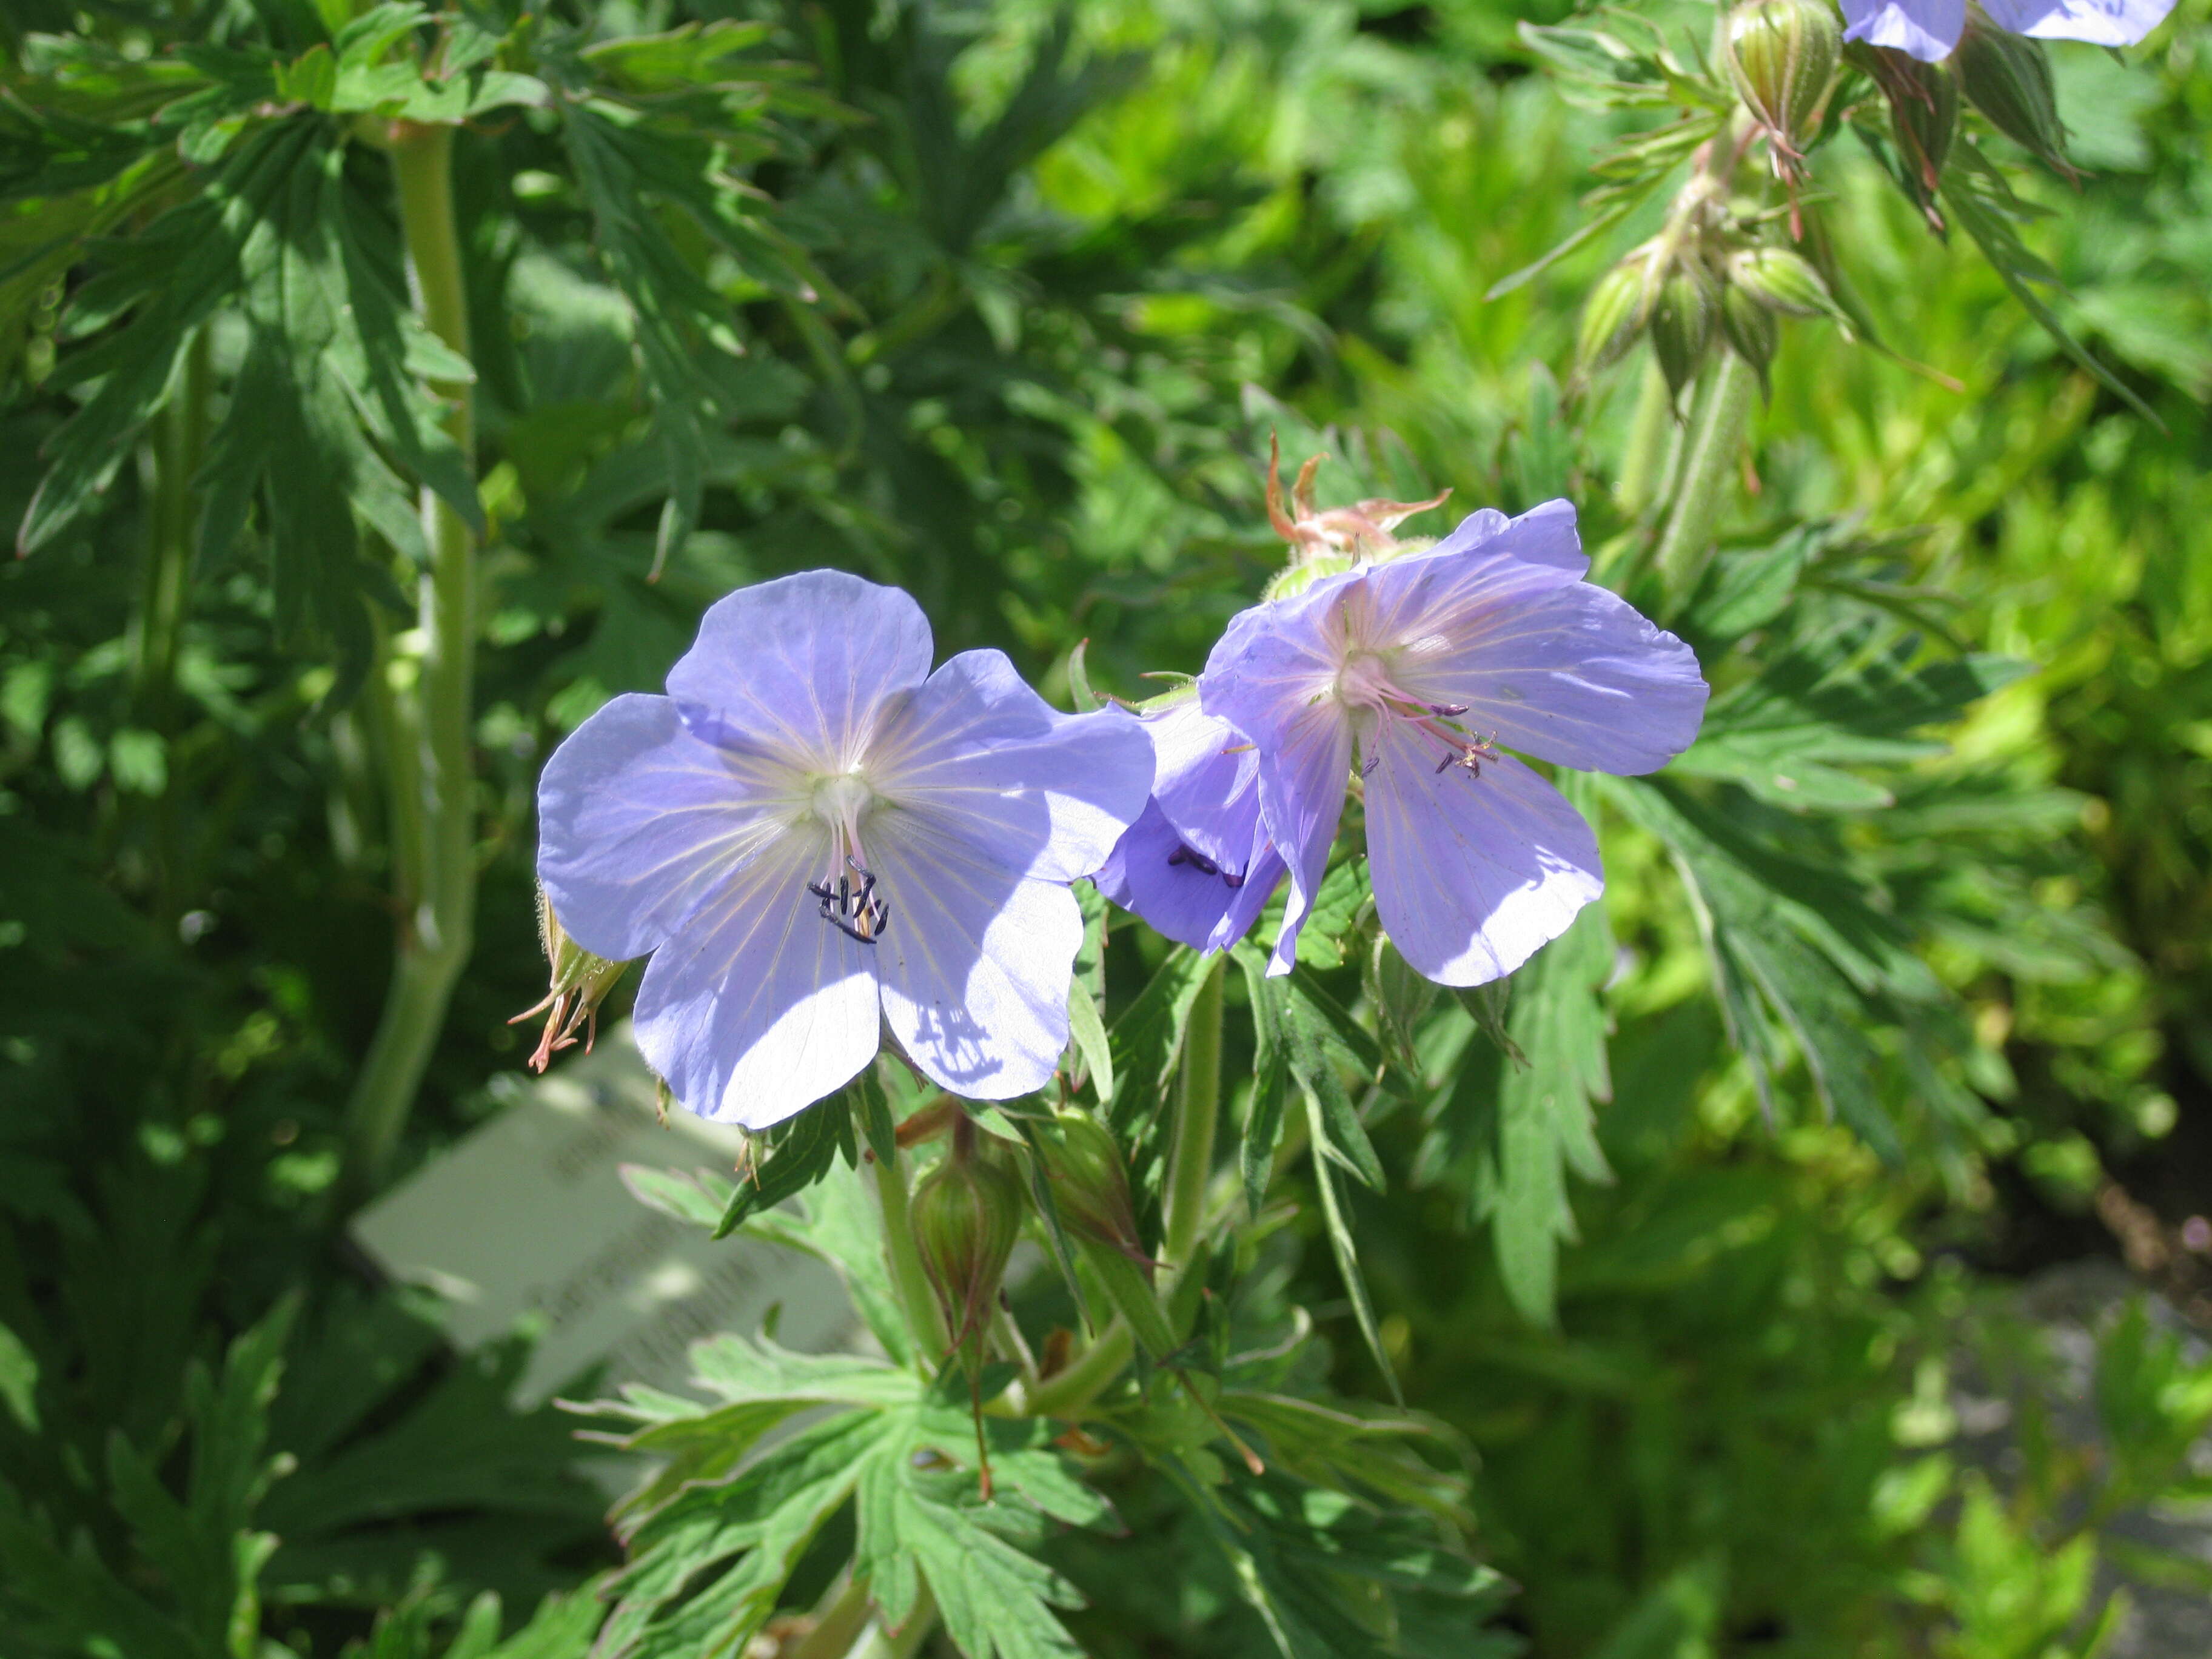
[
  {"x1": 1023, "y1": 1317, "x2": 1134, "y2": 1421},
  {"x1": 875, "y1": 1151, "x2": 951, "y2": 1366},
  {"x1": 1165, "y1": 957, "x2": 1224, "y2": 1279},
  {"x1": 788, "y1": 1575, "x2": 875, "y2": 1659},
  {"x1": 1652, "y1": 350, "x2": 1755, "y2": 609},
  {"x1": 1615, "y1": 355, "x2": 1677, "y2": 521},
  {"x1": 344, "y1": 122, "x2": 476, "y2": 1195}
]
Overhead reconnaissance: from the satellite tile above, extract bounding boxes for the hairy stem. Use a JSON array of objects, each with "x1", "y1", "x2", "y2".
[
  {"x1": 875, "y1": 1150, "x2": 951, "y2": 1366},
  {"x1": 344, "y1": 121, "x2": 476, "y2": 1196},
  {"x1": 1165, "y1": 957, "x2": 1224, "y2": 1280},
  {"x1": 1615, "y1": 355, "x2": 1677, "y2": 520},
  {"x1": 1023, "y1": 1316, "x2": 1134, "y2": 1421},
  {"x1": 1653, "y1": 350, "x2": 1755, "y2": 608}
]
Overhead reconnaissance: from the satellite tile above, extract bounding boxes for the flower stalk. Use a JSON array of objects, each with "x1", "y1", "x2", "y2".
[
  {"x1": 876, "y1": 1148, "x2": 952, "y2": 1367},
  {"x1": 344, "y1": 121, "x2": 477, "y2": 1195},
  {"x1": 1654, "y1": 349, "x2": 1757, "y2": 608},
  {"x1": 1165, "y1": 956, "x2": 1224, "y2": 1279}
]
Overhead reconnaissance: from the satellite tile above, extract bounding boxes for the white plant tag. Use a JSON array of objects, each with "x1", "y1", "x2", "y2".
[{"x1": 349, "y1": 1024, "x2": 859, "y2": 1408}]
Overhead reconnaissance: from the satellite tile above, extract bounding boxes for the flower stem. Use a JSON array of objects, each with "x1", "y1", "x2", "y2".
[
  {"x1": 874, "y1": 1149, "x2": 950, "y2": 1367},
  {"x1": 344, "y1": 121, "x2": 476, "y2": 1196},
  {"x1": 1165, "y1": 957, "x2": 1224, "y2": 1279},
  {"x1": 1652, "y1": 350, "x2": 1755, "y2": 609},
  {"x1": 1023, "y1": 1316, "x2": 1134, "y2": 1421},
  {"x1": 1615, "y1": 356, "x2": 1677, "y2": 520},
  {"x1": 789, "y1": 1575, "x2": 875, "y2": 1659}
]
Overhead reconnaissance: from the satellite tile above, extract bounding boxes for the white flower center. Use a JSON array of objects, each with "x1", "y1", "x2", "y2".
[
  {"x1": 1333, "y1": 650, "x2": 1397, "y2": 709},
  {"x1": 810, "y1": 770, "x2": 877, "y2": 836}
]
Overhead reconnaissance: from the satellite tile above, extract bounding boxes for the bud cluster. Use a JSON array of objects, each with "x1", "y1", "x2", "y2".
[
  {"x1": 1578, "y1": 226, "x2": 1847, "y2": 404},
  {"x1": 1720, "y1": 0, "x2": 1841, "y2": 171}
]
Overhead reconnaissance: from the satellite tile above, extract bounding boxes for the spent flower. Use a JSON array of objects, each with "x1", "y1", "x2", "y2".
[
  {"x1": 1200, "y1": 501, "x2": 1709, "y2": 987},
  {"x1": 537, "y1": 571, "x2": 1153, "y2": 1128}
]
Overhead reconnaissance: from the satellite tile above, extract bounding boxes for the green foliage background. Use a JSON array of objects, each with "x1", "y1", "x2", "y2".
[{"x1": 1, "y1": 0, "x2": 2209, "y2": 1653}]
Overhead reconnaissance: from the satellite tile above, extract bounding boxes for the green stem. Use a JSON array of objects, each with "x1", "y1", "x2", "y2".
[
  {"x1": 1165, "y1": 957, "x2": 1224, "y2": 1278},
  {"x1": 1023, "y1": 1316, "x2": 1133, "y2": 1421},
  {"x1": 875, "y1": 1151, "x2": 950, "y2": 1367},
  {"x1": 1615, "y1": 355, "x2": 1676, "y2": 521},
  {"x1": 344, "y1": 122, "x2": 477, "y2": 1196},
  {"x1": 788, "y1": 1575, "x2": 874, "y2": 1659},
  {"x1": 1652, "y1": 350, "x2": 1755, "y2": 610}
]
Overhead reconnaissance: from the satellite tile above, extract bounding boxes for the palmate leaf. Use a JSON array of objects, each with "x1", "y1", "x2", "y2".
[{"x1": 1674, "y1": 628, "x2": 2028, "y2": 811}]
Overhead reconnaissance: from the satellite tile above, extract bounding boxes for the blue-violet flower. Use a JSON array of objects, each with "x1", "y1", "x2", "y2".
[
  {"x1": 1843, "y1": 0, "x2": 2173, "y2": 61},
  {"x1": 537, "y1": 571, "x2": 1155, "y2": 1128},
  {"x1": 1199, "y1": 500, "x2": 1708, "y2": 987},
  {"x1": 1091, "y1": 695, "x2": 1287, "y2": 953}
]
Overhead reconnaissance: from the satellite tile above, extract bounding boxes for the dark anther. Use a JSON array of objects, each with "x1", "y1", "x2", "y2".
[
  {"x1": 1168, "y1": 845, "x2": 1222, "y2": 877},
  {"x1": 1429, "y1": 702, "x2": 1470, "y2": 717},
  {"x1": 809, "y1": 859, "x2": 890, "y2": 945},
  {"x1": 1362, "y1": 757, "x2": 1380, "y2": 777}
]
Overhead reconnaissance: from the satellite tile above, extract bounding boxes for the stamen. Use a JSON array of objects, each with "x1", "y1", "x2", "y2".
[
  {"x1": 1428, "y1": 702, "x2": 1469, "y2": 717},
  {"x1": 1167, "y1": 843, "x2": 1247, "y2": 888},
  {"x1": 808, "y1": 855, "x2": 890, "y2": 945}
]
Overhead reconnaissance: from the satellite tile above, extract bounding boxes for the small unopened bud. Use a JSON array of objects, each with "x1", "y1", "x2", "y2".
[
  {"x1": 1718, "y1": 283, "x2": 1778, "y2": 398},
  {"x1": 1726, "y1": 244, "x2": 1840, "y2": 320},
  {"x1": 911, "y1": 1130, "x2": 1026, "y2": 1359},
  {"x1": 1721, "y1": 0, "x2": 1841, "y2": 157},
  {"x1": 511, "y1": 891, "x2": 630, "y2": 1073},
  {"x1": 1956, "y1": 20, "x2": 2071, "y2": 178},
  {"x1": 1577, "y1": 257, "x2": 1654, "y2": 378},
  {"x1": 1649, "y1": 262, "x2": 1719, "y2": 404},
  {"x1": 1036, "y1": 1111, "x2": 1151, "y2": 1269}
]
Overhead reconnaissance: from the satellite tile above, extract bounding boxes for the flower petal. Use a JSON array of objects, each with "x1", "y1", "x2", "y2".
[
  {"x1": 1979, "y1": 0, "x2": 2173, "y2": 44},
  {"x1": 870, "y1": 649, "x2": 1155, "y2": 883},
  {"x1": 1841, "y1": 0, "x2": 1963, "y2": 59},
  {"x1": 1384, "y1": 578, "x2": 1708, "y2": 776},
  {"x1": 632, "y1": 822, "x2": 880, "y2": 1129},
  {"x1": 1093, "y1": 799, "x2": 1284, "y2": 952},
  {"x1": 1364, "y1": 719, "x2": 1601, "y2": 987},
  {"x1": 537, "y1": 694, "x2": 792, "y2": 961},
  {"x1": 868, "y1": 811, "x2": 1082, "y2": 1101},
  {"x1": 1201, "y1": 600, "x2": 1358, "y2": 974},
  {"x1": 666, "y1": 569, "x2": 934, "y2": 769},
  {"x1": 1147, "y1": 697, "x2": 1265, "y2": 870}
]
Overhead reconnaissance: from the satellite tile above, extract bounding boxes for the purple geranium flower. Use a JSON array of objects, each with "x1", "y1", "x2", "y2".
[
  {"x1": 1091, "y1": 695, "x2": 1287, "y2": 952},
  {"x1": 1843, "y1": 0, "x2": 2173, "y2": 61},
  {"x1": 537, "y1": 570, "x2": 1154, "y2": 1129},
  {"x1": 1200, "y1": 501, "x2": 1708, "y2": 987}
]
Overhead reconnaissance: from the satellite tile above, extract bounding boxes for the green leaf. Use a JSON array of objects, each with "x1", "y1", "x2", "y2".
[
  {"x1": 0, "y1": 1321, "x2": 39, "y2": 1432},
  {"x1": 713, "y1": 1095, "x2": 852, "y2": 1238},
  {"x1": 1067, "y1": 976, "x2": 1114, "y2": 1105},
  {"x1": 1235, "y1": 943, "x2": 1295, "y2": 1216},
  {"x1": 1304, "y1": 1088, "x2": 1400, "y2": 1405},
  {"x1": 1293, "y1": 858, "x2": 1372, "y2": 970},
  {"x1": 1105, "y1": 943, "x2": 1217, "y2": 1133}
]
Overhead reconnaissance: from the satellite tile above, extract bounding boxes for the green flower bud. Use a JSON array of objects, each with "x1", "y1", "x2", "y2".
[
  {"x1": 1037, "y1": 1110, "x2": 1150, "y2": 1269},
  {"x1": 911, "y1": 1134, "x2": 1026, "y2": 1358},
  {"x1": 1577, "y1": 256, "x2": 1654, "y2": 378},
  {"x1": 1721, "y1": 0, "x2": 1842, "y2": 156},
  {"x1": 1719, "y1": 281, "x2": 1778, "y2": 399},
  {"x1": 513, "y1": 890, "x2": 631, "y2": 1073},
  {"x1": 1726, "y1": 244, "x2": 1838, "y2": 320},
  {"x1": 1956, "y1": 18, "x2": 2071, "y2": 176},
  {"x1": 1649, "y1": 262, "x2": 1719, "y2": 404}
]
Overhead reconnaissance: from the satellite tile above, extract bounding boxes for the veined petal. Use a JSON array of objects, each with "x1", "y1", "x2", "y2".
[
  {"x1": 1841, "y1": 0, "x2": 1964, "y2": 59},
  {"x1": 1385, "y1": 578, "x2": 1709, "y2": 776},
  {"x1": 870, "y1": 649, "x2": 1155, "y2": 884},
  {"x1": 632, "y1": 822, "x2": 880, "y2": 1130},
  {"x1": 1980, "y1": 0, "x2": 2173, "y2": 44},
  {"x1": 1093, "y1": 799, "x2": 1284, "y2": 953},
  {"x1": 1201, "y1": 600, "x2": 1358, "y2": 974},
  {"x1": 537, "y1": 694, "x2": 792, "y2": 962},
  {"x1": 1364, "y1": 722, "x2": 1602, "y2": 987},
  {"x1": 868, "y1": 809, "x2": 1082, "y2": 1101},
  {"x1": 1148, "y1": 697, "x2": 1263, "y2": 870},
  {"x1": 666, "y1": 569, "x2": 934, "y2": 770}
]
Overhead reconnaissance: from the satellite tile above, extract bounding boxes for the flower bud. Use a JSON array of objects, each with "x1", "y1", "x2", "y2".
[
  {"x1": 512, "y1": 891, "x2": 630, "y2": 1073},
  {"x1": 911, "y1": 1133, "x2": 1027, "y2": 1359},
  {"x1": 1721, "y1": 0, "x2": 1841, "y2": 156},
  {"x1": 1648, "y1": 262, "x2": 1718, "y2": 404},
  {"x1": 1719, "y1": 281, "x2": 1778, "y2": 399},
  {"x1": 1955, "y1": 20, "x2": 2071, "y2": 176},
  {"x1": 1726, "y1": 244, "x2": 1838, "y2": 320},
  {"x1": 1036, "y1": 1111, "x2": 1150, "y2": 1265},
  {"x1": 1577, "y1": 257, "x2": 1653, "y2": 378}
]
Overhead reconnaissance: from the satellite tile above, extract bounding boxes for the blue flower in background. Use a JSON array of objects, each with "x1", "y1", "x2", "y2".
[
  {"x1": 538, "y1": 571, "x2": 1154, "y2": 1128},
  {"x1": 1843, "y1": 0, "x2": 2174, "y2": 61},
  {"x1": 1199, "y1": 501, "x2": 1709, "y2": 987},
  {"x1": 1092, "y1": 695, "x2": 1287, "y2": 953}
]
